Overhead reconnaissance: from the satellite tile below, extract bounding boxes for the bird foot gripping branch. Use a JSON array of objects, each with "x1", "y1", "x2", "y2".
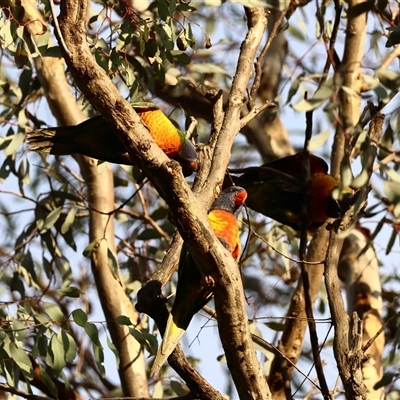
[{"x1": 204, "y1": 275, "x2": 216, "y2": 288}]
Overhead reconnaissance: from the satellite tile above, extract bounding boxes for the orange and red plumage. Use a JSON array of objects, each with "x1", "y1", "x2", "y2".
[
  {"x1": 150, "y1": 186, "x2": 247, "y2": 377},
  {"x1": 26, "y1": 102, "x2": 198, "y2": 175},
  {"x1": 228, "y1": 153, "x2": 353, "y2": 230}
]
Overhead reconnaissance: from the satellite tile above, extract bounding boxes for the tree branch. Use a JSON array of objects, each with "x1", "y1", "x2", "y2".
[
  {"x1": 332, "y1": 0, "x2": 370, "y2": 177},
  {"x1": 57, "y1": 1, "x2": 271, "y2": 398},
  {"x1": 325, "y1": 111, "x2": 384, "y2": 399}
]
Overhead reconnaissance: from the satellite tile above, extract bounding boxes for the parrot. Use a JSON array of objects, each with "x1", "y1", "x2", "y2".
[
  {"x1": 26, "y1": 102, "x2": 198, "y2": 176},
  {"x1": 227, "y1": 153, "x2": 353, "y2": 231},
  {"x1": 150, "y1": 186, "x2": 247, "y2": 377}
]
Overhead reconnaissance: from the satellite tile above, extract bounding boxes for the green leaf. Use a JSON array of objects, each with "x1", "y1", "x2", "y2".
[
  {"x1": 382, "y1": 167, "x2": 400, "y2": 184},
  {"x1": 85, "y1": 323, "x2": 103, "y2": 349},
  {"x1": 11, "y1": 319, "x2": 26, "y2": 341},
  {"x1": 43, "y1": 302, "x2": 65, "y2": 323},
  {"x1": 60, "y1": 330, "x2": 77, "y2": 363},
  {"x1": 351, "y1": 170, "x2": 369, "y2": 189},
  {"x1": 49, "y1": 333, "x2": 66, "y2": 373},
  {"x1": 286, "y1": 73, "x2": 305, "y2": 105},
  {"x1": 39, "y1": 206, "x2": 63, "y2": 234},
  {"x1": 373, "y1": 372, "x2": 397, "y2": 389},
  {"x1": 4, "y1": 132, "x2": 25, "y2": 156},
  {"x1": 93, "y1": 343, "x2": 105, "y2": 376},
  {"x1": 43, "y1": 46, "x2": 62, "y2": 57},
  {"x1": 308, "y1": 129, "x2": 331, "y2": 151},
  {"x1": 158, "y1": 0, "x2": 170, "y2": 21},
  {"x1": 107, "y1": 247, "x2": 120, "y2": 280},
  {"x1": 176, "y1": 2, "x2": 197, "y2": 11},
  {"x1": 153, "y1": 380, "x2": 164, "y2": 398},
  {"x1": 33, "y1": 314, "x2": 50, "y2": 329},
  {"x1": 83, "y1": 240, "x2": 98, "y2": 257},
  {"x1": 171, "y1": 380, "x2": 190, "y2": 396},
  {"x1": 184, "y1": 24, "x2": 196, "y2": 49},
  {"x1": 191, "y1": 63, "x2": 229, "y2": 76},
  {"x1": 38, "y1": 364, "x2": 58, "y2": 397},
  {"x1": 10, "y1": 343, "x2": 34, "y2": 378},
  {"x1": 386, "y1": 25, "x2": 400, "y2": 47},
  {"x1": 56, "y1": 286, "x2": 82, "y2": 298},
  {"x1": 107, "y1": 335, "x2": 120, "y2": 364},
  {"x1": 72, "y1": 309, "x2": 88, "y2": 327},
  {"x1": 168, "y1": 50, "x2": 191, "y2": 65},
  {"x1": 386, "y1": 227, "x2": 397, "y2": 255},
  {"x1": 383, "y1": 181, "x2": 400, "y2": 204},
  {"x1": 294, "y1": 83, "x2": 334, "y2": 112},
  {"x1": 115, "y1": 315, "x2": 133, "y2": 326},
  {"x1": 340, "y1": 159, "x2": 353, "y2": 188},
  {"x1": 129, "y1": 328, "x2": 158, "y2": 354},
  {"x1": 34, "y1": 26, "x2": 50, "y2": 56},
  {"x1": 376, "y1": 68, "x2": 400, "y2": 91},
  {"x1": 265, "y1": 322, "x2": 285, "y2": 331},
  {"x1": 61, "y1": 207, "x2": 75, "y2": 234},
  {"x1": 151, "y1": 206, "x2": 168, "y2": 221},
  {"x1": 138, "y1": 228, "x2": 161, "y2": 240},
  {"x1": 157, "y1": 24, "x2": 174, "y2": 51},
  {"x1": 16, "y1": 25, "x2": 25, "y2": 41},
  {"x1": 169, "y1": 0, "x2": 176, "y2": 14}
]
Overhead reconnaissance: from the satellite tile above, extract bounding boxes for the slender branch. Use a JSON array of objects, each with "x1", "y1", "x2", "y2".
[
  {"x1": 299, "y1": 107, "x2": 331, "y2": 399},
  {"x1": 49, "y1": 0, "x2": 71, "y2": 57},
  {"x1": 331, "y1": 0, "x2": 370, "y2": 177},
  {"x1": 249, "y1": 8, "x2": 287, "y2": 106},
  {"x1": 0, "y1": 383, "x2": 50, "y2": 400},
  {"x1": 240, "y1": 101, "x2": 276, "y2": 128},
  {"x1": 325, "y1": 111, "x2": 384, "y2": 399}
]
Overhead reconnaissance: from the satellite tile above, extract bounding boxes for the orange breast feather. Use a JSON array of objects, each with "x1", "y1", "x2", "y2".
[
  {"x1": 139, "y1": 110, "x2": 182, "y2": 157},
  {"x1": 309, "y1": 173, "x2": 338, "y2": 222},
  {"x1": 208, "y1": 210, "x2": 240, "y2": 260}
]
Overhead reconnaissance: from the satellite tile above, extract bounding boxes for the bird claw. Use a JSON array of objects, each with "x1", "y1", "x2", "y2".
[{"x1": 204, "y1": 275, "x2": 216, "y2": 288}]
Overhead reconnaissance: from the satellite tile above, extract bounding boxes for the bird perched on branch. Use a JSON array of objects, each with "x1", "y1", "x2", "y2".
[
  {"x1": 150, "y1": 186, "x2": 247, "y2": 377},
  {"x1": 227, "y1": 153, "x2": 353, "y2": 231},
  {"x1": 26, "y1": 102, "x2": 198, "y2": 176}
]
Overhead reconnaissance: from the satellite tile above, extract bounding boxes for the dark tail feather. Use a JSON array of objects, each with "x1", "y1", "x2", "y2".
[{"x1": 26, "y1": 127, "x2": 81, "y2": 155}]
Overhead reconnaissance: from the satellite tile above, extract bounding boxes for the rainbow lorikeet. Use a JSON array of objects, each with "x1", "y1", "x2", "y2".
[
  {"x1": 227, "y1": 153, "x2": 353, "y2": 231},
  {"x1": 26, "y1": 102, "x2": 198, "y2": 175},
  {"x1": 150, "y1": 186, "x2": 247, "y2": 377}
]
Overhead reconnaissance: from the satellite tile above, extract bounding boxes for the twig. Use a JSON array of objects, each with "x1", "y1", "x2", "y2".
[
  {"x1": 299, "y1": 105, "x2": 331, "y2": 399},
  {"x1": 246, "y1": 223, "x2": 325, "y2": 265},
  {"x1": 239, "y1": 101, "x2": 276, "y2": 128},
  {"x1": 248, "y1": 8, "x2": 287, "y2": 106},
  {"x1": 318, "y1": 0, "x2": 343, "y2": 88},
  {"x1": 186, "y1": 116, "x2": 198, "y2": 140},
  {"x1": 49, "y1": 0, "x2": 71, "y2": 57},
  {"x1": 144, "y1": 233, "x2": 183, "y2": 287},
  {"x1": 363, "y1": 311, "x2": 400, "y2": 353},
  {"x1": 118, "y1": 207, "x2": 170, "y2": 242},
  {"x1": 0, "y1": 383, "x2": 50, "y2": 400}
]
